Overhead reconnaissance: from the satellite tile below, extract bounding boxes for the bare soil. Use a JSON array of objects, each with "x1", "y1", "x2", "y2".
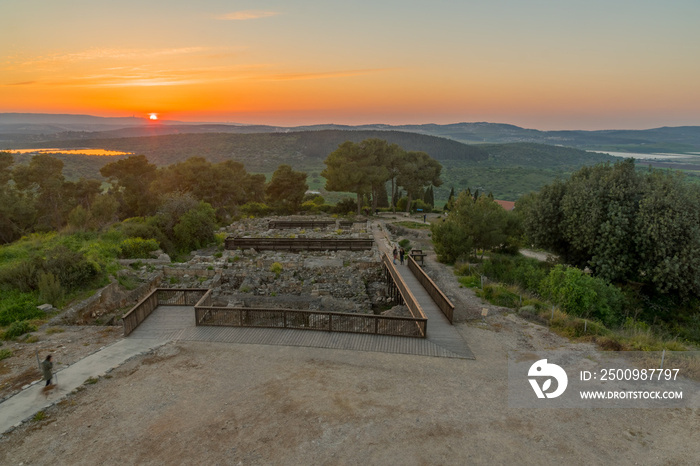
[
  {"x1": 0, "y1": 325, "x2": 123, "y2": 400},
  {"x1": 1, "y1": 215, "x2": 698, "y2": 464}
]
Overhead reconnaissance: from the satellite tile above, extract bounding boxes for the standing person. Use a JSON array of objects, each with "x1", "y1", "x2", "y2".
[
  {"x1": 392, "y1": 246, "x2": 398, "y2": 265},
  {"x1": 41, "y1": 354, "x2": 54, "y2": 387},
  {"x1": 399, "y1": 247, "x2": 405, "y2": 265},
  {"x1": 423, "y1": 214, "x2": 427, "y2": 223}
]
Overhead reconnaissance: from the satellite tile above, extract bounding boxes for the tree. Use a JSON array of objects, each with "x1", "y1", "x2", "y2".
[
  {"x1": 265, "y1": 164, "x2": 308, "y2": 213},
  {"x1": 321, "y1": 141, "x2": 377, "y2": 215},
  {"x1": 0, "y1": 152, "x2": 13, "y2": 186},
  {"x1": 150, "y1": 158, "x2": 262, "y2": 218},
  {"x1": 362, "y1": 138, "x2": 400, "y2": 212},
  {"x1": 396, "y1": 151, "x2": 443, "y2": 213},
  {"x1": 423, "y1": 185, "x2": 434, "y2": 209},
  {"x1": 12, "y1": 154, "x2": 66, "y2": 230},
  {"x1": 523, "y1": 159, "x2": 700, "y2": 298},
  {"x1": 173, "y1": 202, "x2": 217, "y2": 252},
  {"x1": 100, "y1": 155, "x2": 157, "y2": 218},
  {"x1": 444, "y1": 187, "x2": 455, "y2": 211},
  {"x1": 431, "y1": 192, "x2": 514, "y2": 262}
]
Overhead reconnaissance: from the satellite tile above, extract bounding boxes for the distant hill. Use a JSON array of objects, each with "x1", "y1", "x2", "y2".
[
  {"x1": 5, "y1": 113, "x2": 691, "y2": 201},
  {"x1": 2, "y1": 113, "x2": 699, "y2": 154},
  {"x1": 8, "y1": 130, "x2": 491, "y2": 173}
]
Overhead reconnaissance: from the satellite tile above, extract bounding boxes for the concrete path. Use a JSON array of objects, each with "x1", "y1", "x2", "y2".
[{"x1": 0, "y1": 338, "x2": 164, "y2": 434}]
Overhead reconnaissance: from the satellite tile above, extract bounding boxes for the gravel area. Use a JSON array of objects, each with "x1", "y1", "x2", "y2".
[{"x1": 1, "y1": 320, "x2": 698, "y2": 465}]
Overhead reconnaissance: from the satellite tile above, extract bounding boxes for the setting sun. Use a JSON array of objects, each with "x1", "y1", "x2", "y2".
[{"x1": 149, "y1": 113, "x2": 158, "y2": 120}]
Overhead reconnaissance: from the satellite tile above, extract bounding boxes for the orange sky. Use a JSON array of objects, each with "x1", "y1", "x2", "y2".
[{"x1": 1, "y1": 1, "x2": 699, "y2": 130}]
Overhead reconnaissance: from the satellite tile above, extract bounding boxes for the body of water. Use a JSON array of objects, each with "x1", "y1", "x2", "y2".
[
  {"x1": 9, "y1": 148, "x2": 132, "y2": 156},
  {"x1": 595, "y1": 150, "x2": 698, "y2": 160}
]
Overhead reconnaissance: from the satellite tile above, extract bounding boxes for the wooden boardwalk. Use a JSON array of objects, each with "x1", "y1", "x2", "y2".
[
  {"x1": 371, "y1": 223, "x2": 474, "y2": 359},
  {"x1": 127, "y1": 306, "x2": 471, "y2": 359},
  {"x1": 126, "y1": 221, "x2": 474, "y2": 360}
]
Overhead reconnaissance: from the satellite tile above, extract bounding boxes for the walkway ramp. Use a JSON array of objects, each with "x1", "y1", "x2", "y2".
[
  {"x1": 128, "y1": 305, "x2": 469, "y2": 359},
  {"x1": 372, "y1": 221, "x2": 474, "y2": 359}
]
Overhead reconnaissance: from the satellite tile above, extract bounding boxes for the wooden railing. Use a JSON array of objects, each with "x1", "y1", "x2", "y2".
[
  {"x1": 225, "y1": 237, "x2": 374, "y2": 251},
  {"x1": 268, "y1": 220, "x2": 362, "y2": 230},
  {"x1": 407, "y1": 255, "x2": 455, "y2": 323},
  {"x1": 381, "y1": 253, "x2": 428, "y2": 336},
  {"x1": 122, "y1": 288, "x2": 208, "y2": 336},
  {"x1": 194, "y1": 305, "x2": 425, "y2": 337},
  {"x1": 193, "y1": 287, "x2": 426, "y2": 337}
]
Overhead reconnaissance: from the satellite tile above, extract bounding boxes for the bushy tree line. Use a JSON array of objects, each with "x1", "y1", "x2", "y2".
[
  {"x1": 0, "y1": 152, "x2": 310, "y2": 245},
  {"x1": 520, "y1": 159, "x2": 700, "y2": 299},
  {"x1": 321, "y1": 138, "x2": 442, "y2": 214},
  {"x1": 0, "y1": 152, "x2": 106, "y2": 243}
]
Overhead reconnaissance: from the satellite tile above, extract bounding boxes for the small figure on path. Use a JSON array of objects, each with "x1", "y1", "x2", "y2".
[
  {"x1": 41, "y1": 354, "x2": 54, "y2": 387},
  {"x1": 399, "y1": 247, "x2": 405, "y2": 265},
  {"x1": 392, "y1": 246, "x2": 398, "y2": 264},
  {"x1": 423, "y1": 214, "x2": 426, "y2": 223}
]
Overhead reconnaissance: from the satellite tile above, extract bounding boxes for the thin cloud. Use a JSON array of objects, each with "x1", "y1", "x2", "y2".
[
  {"x1": 12, "y1": 47, "x2": 210, "y2": 68},
  {"x1": 216, "y1": 10, "x2": 280, "y2": 21},
  {"x1": 259, "y1": 68, "x2": 394, "y2": 82}
]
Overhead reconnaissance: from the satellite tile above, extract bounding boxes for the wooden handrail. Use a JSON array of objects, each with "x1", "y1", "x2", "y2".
[
  {"x1": 225, "y1": 237, "x2": 374, "y2": 251},
  {"x1": 407, "y1": 255, "x2": 455, "y2": 323},
  {"x1": 122, "y1": 288, "x2": 209, "y2": 336},
  {"x1": 194, "y1": 305, "x2": 427, "y2": 338}
]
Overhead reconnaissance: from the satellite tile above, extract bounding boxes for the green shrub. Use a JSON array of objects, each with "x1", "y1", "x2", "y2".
[
  {"x1": 239, "y1": 202, "x2": 271, "y2": 217},
  {"x1": 0, "y1": 348, "x2": 12, "y2": 360},
  {"x1": 38, "y1": 272, "x2": 64, "y2": 307},
  {"x1": 398, "y1": 239, "x2": 412, "y2": 253},
  {"x1": 0, "y1": 292, "x2": 42, "y2": 326},
  {"x1": 270, "y1": 262, "x2": 283, "y2": 277},
  {"x1": 67, "y1": 205, "x2": 90, "y2": 231},
  {"x1": 0, "y1": 260, "x2": 40, "y2": 292},
  {"x1": 540, "y1": 265, "x2": 624, "y2": 326},
  {"x1": 332, "y1": 198, "x2": 357, "y2": 215},
  {"x1": 3, "y1": 320, "x2": 37, "y2": 340},
  {"x1": 477, "y1": 284, "x2": 520, "y2": 308},
  {"x1": 44, "y1": 245, "x2": 101, "y2": 291},
  {"x1": 458, "y1": 274, "x2": 481, "y2": 288},
  {"x1": 173, "y1": 202, "x2": 217, "y2": 252},
  {"x1": 119, "y1": 237, "x2": 160, "y2": 259},
  {"x1": 301, "y1": 201, "x2": 319, "y2": 212},
  {"x1": 480, "y1": 254, "x2": 550, "y2": 292},
  {"x1": 453, "y1": 263, "x2": 474, "y2": 276}
]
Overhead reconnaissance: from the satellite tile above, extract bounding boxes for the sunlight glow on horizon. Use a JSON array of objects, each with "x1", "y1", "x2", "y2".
[{"x1": 1, "y1": 1, "x2": 699, "y2": 131}]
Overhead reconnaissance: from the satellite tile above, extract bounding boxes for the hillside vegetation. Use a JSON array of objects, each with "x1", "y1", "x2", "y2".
[{"x1": 11, "y1": 131, "x2": 616, "y2": 201}]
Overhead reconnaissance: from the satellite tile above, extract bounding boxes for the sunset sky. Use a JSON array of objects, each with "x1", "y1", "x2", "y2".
[{"x1": 1, "y1": 0, "x2": 699, "y2": 130}]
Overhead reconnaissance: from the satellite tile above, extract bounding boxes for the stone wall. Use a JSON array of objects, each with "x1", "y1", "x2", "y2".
[{"x1": 50, "y1": 272, "x2": 162, "y2": 326}]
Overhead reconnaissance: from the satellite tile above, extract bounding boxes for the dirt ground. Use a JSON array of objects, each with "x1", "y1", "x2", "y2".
[
  {"x1": 1, "y1": 216, "x2": 698, "y2": 464},
  {"x1": 1, "y1": 319, "x2": 698, "y2": 465},
  {"x1": 0, "y1": 325, "x2": 123, "y2": 401}
]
